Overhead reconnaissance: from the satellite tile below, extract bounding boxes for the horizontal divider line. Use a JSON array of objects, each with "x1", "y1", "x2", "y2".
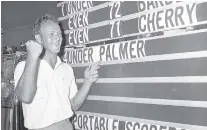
[
  {"x1": 76, "y1": 111, "x2": 207, "y2": 130},
  {"x1": 70, "y1": 51, "x2": 207, "y2": 67},
  {"x1": 87, "y1": 95, "x2": 207, "y2": 108},
  {"x1": 76, "y1": 76, "x2": 207, "y2": 83}
]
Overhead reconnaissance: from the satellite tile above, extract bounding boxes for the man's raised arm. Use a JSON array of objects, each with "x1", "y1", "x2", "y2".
[{"x1": 15, "y1": 40, "x2": 43, "y2": 104}]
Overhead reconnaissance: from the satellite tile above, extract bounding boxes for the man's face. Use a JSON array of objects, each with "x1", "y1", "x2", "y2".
[{"x1": 39, "y1": 22, "x2": 62, "y2": 54}]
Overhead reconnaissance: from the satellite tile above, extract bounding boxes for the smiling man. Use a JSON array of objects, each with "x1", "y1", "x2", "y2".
[{"x1": 14, "y1": 14, "x2": 100, "y2": 130}]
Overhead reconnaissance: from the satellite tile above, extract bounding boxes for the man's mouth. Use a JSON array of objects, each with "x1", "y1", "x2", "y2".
[{"x1": 52, "y1": 43, "x2": 60, "y2": 46}]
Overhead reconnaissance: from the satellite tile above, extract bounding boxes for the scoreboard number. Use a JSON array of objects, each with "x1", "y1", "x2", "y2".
[
  {"x1": 109, "y1": 2, "x2": 121, "y2": 20},
  {"x1": 110, "y1": 20, "x2": 121, "y2": 38}
]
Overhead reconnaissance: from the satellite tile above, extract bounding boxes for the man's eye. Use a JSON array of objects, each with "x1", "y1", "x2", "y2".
[{"x1": 49, "y1": 33, "x2": 54, "y2": 36}]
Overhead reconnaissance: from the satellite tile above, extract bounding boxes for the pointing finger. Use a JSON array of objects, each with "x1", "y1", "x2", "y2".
[
  {"x1": 86, "y1": 66, "x2": 91, "y2": 71},
  {"x1": 91, "y1": 61, "x2": 101, "y2": 68},
  {"x1": 90, "y1": 61, "x2": 101, "y2": 71}
]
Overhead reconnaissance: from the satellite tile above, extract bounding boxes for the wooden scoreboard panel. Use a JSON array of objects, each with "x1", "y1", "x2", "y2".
[{"x1": 57, "y1": 1, "x2": 207, "y2": 130}]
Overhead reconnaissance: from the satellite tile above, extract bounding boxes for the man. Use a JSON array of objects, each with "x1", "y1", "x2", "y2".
[{"x1": 14, "y1": 14, "x2": 100, "y2": 130}]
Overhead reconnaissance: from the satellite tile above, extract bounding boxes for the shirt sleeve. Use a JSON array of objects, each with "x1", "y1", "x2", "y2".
[
  {"x1": 14, "y1": 61, "x2": 26, "y2": 89},
  {"x1": 68, "y1": 66, "x2": 78, "y2": 99}
]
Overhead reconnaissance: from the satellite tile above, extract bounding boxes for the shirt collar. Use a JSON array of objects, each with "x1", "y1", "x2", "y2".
[
  {"x1": 40, "y1": 56, "x2": 63, "y2": 70},
  {"x1": 54, "y1": 56, "x2": 62, "y2": 69}
]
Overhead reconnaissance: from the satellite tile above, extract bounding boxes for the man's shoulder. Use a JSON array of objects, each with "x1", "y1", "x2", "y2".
[
  {"x1": 15, "y1": 61, "x2": 26, "y2": 69},
  {"x1": 14, "y1": 61, "x2": 26, "y2": 80}
]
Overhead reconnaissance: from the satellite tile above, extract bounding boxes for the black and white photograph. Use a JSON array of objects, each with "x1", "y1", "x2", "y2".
[{"x1": 1, "y1": 1, "x2": 207, "y2": 130}]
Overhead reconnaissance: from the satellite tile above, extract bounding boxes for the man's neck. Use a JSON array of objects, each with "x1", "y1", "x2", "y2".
[{"x1": 42, "y1": 52, "x2": 58, "y2": 69}]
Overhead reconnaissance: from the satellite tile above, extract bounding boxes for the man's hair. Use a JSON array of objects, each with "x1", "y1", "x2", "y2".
[{"x1": 33, "y1": 14, "x2": 59, "y2": 35}]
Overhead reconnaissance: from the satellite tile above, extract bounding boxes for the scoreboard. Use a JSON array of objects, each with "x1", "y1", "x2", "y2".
[{"x1": 57, "y1": 1, "x2": 207, "y2": 130}]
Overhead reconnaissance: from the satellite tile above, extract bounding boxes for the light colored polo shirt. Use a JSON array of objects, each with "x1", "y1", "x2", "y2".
[{"x1": 14, "y1": 57, "x2": 78, "y2": 129}]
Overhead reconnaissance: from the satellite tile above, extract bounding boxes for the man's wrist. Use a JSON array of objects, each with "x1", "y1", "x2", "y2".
[
  {"x1": 27, "y1": 53, "x2": 40, "y2": 61},
  {"x1": 83, "y1": 79, "x2": 93, "y2": 86}
]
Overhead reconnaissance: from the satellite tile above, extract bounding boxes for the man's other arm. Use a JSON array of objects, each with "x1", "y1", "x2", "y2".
[{"x1": 70, "y1": 61, "x2": 101, "y2": 111}]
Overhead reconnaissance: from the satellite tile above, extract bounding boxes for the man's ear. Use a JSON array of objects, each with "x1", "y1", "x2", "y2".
[{"x1": 35, "y1": 34, "x2": 42, "y2": 44}]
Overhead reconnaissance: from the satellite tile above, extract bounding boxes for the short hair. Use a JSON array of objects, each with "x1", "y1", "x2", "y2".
[{"x1": 33, "y1": 14, "x2": 59, "y2": 35}]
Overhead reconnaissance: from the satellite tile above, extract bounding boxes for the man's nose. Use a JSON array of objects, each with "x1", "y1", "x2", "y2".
[{"x1": 53, "y1": 34, "x2": 61, "y2": 41}]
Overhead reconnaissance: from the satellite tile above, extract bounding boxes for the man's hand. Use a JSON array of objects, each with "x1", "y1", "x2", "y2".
[
  {"x1": 84, "y1": 61, "x2": 101, "y2": 84},
  {"x1": 25, "y1": 40, "x2": 43, "y2": 58}
]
